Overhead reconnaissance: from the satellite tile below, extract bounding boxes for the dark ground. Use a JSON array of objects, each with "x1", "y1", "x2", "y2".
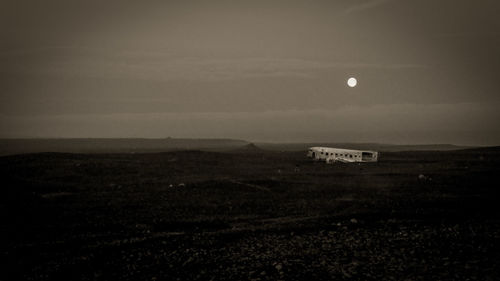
[{"x1": 1, "y1": 147, "x2": 500, "y2": 280}]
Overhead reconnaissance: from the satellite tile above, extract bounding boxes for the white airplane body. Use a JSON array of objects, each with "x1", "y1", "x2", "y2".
[{"x1": 307, "y1": 147, "x2": 378, "y2": 163}]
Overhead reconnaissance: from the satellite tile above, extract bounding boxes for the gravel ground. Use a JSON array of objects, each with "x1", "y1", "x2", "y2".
[{"x1": 2, "y1": 148, "x2": 499, "y2": 280}]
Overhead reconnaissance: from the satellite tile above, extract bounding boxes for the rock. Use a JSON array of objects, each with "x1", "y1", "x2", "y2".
[{"x1": 350, "y1": 218, "x2": 358, "y2": 224}]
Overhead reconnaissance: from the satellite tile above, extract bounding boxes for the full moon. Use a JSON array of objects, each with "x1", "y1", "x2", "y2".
[{"x1": 347, "y1": 77, "x2": 357, "y2": 88}]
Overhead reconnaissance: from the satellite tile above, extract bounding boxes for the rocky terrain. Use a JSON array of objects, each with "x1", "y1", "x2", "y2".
[{"x1": 2, "y1": 147, "x2": 499, "y2": 280}]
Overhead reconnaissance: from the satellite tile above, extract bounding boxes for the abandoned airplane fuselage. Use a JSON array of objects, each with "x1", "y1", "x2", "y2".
[{"x1": 307, "y1": 147, "x2": 378, "y2": 163}]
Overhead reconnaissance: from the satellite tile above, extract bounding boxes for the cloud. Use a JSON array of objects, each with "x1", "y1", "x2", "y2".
[
  {"x1": 1, "y1": 46, "x2": 425, "y2": 82},
  {"x1": 2, "y1": 102, "x2": 499, "y2": 145},
  {"x1": 344, "y1": 0, "x2": 392, "y2": 14}
]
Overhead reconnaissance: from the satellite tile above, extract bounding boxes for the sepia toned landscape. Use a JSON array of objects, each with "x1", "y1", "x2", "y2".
[{"x1": 2, "y1": 0, "x2": 500, "y2": 279}]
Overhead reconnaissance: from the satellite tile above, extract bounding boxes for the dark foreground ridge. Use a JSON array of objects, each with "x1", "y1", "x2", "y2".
[{"x1": 2, "y1": 147, "x2": 499, "y2": 280}]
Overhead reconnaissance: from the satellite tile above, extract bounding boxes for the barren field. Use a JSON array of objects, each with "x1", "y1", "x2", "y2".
[{"x1": 2, "y1": 148, "x2": 500, "y2": 280}]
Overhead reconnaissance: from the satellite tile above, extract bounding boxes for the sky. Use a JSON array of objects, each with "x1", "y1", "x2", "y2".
[{"x1": 1, "y1": 0, "x2": 500, "y2": 145}]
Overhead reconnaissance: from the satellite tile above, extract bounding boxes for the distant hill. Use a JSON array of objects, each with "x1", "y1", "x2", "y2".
[
  {"x1": 0, "y1": 138, "x2": 479, "y2": 156},
  {"x1": 0, "y1": 138, "x2": 249, "y2": 156},
  {"x1": 256, "y1": 142, "x2": 473, "y2": 152},
  {"x1": 230, "y1": 143, "x2": 266, "y2": 153}
]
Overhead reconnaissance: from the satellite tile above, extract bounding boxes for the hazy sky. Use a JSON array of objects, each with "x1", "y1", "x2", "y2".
[{"x1": 1, "y1": 0, "x2": 500, "y2": 145}]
